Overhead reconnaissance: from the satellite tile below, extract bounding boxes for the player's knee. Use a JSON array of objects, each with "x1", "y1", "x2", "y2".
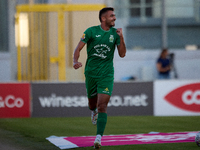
[{"x1": 97, "y1": 103, "x2": 107, "y2": 113}]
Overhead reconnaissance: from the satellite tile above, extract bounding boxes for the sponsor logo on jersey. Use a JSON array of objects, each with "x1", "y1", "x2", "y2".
[
  {"x1": 93, "y1": 44, "x2": 111, "y2": 59},
  {"x1": 96, "y1": 35, "x2": 101, "y2": 37},
  {"x1": 103, "y1": 87, "x2": 109, "y2": 94},
  {"x1": 164, "y1": 83, "x2": 200, "y2": 112}
]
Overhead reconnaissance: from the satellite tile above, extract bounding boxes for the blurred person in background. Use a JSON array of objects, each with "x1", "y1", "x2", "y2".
[{"x1": 156, "y1": 48, "x2": 171, "y2": 79}]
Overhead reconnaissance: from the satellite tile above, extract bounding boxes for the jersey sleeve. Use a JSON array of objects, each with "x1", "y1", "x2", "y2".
[{"x1": 80, "y1": 28, "x2": 91, "y2": 43}]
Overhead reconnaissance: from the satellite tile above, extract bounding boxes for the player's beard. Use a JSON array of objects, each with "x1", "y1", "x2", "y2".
[{"x1": 106, "y1": 20, "x2": 115, "y2": 28}]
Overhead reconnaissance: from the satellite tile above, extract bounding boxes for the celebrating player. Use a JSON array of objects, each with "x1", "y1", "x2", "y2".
[{"x1": 73, "y1": 7, "x2": 126, "y2": 149}]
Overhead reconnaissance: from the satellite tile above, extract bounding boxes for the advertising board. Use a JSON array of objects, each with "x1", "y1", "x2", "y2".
[
  {"x1": 32, "y1": 82, "x2": 153, "y2": 117},
  {"x1": 154, "y1": 80, "x2": 200, "y2": 116},
  {"x1": 0, "y1": 83, "x2": 30, "y2": 118}
]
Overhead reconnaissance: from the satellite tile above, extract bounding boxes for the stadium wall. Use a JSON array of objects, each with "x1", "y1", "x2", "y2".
[
  {"x1": 114, "y1": 49, "x2": 200, "y2": 81},
  {"x1": 0, "y1": 80, "x2": 200, "y2": 118}
]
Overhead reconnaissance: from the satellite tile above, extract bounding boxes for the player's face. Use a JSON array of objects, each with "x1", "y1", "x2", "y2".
[{"x1": 105, "y1": 11, "x2": 116, "y2": 27}]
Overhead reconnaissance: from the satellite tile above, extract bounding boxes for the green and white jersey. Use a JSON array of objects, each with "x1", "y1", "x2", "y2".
[{"x1": 81, "y1": 25, "x2": 120, "y2": 78}]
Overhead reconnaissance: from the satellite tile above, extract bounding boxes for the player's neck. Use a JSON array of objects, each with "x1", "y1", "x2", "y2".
[{"x1": 100, "y1": 24, "x2": 111, "y2": 31}]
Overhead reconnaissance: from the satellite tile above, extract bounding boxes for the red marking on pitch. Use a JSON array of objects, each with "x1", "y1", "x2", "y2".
[{"x1": 64, "y1": 132, "x2": 197, "y2": 147}]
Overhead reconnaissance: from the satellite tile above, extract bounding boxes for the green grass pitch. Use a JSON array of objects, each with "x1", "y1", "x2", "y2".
[{"x1": 0, "y1": 116, "x2": 200, "y2": 150}]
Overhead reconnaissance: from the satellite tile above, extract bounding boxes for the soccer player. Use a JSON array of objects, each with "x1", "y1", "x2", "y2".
[{"x1": 73, "y1": 7, "x2": 126, "y2": 149}]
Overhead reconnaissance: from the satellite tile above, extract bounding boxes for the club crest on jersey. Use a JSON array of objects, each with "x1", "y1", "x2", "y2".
[
  {"x1": 109, "y1": 35, "x2": 114, "y2": 43},
  {"x1": 81, "y1": 34, "x2": 85, "y2": 40}
]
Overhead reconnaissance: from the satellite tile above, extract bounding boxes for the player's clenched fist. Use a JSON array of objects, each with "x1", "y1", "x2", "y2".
[
  {"x1": 116, "y1": 28, "x2": 123, "y2": 37},
  {"x1": 73, "y1": 62, "x2": 82, "y2": 69}
]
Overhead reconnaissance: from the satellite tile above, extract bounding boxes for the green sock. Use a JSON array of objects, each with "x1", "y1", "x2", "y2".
[{"x1": 96, "y1": 113, "x2": 107, "y2": 136}]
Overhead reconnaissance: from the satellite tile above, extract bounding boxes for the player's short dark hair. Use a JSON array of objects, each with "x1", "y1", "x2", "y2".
[{"x1": 99, "y1": 7, "x2": 114, "y2": 22}]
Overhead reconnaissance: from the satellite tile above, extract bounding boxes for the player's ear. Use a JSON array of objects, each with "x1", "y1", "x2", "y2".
[{"x1": 101, "y1": 16, "x2": 106, "y2": 22}]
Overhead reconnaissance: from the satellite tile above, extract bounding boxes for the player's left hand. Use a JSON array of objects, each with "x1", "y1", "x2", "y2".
[{"x1": 116, "y1": 28, "x2": 123, "y2": 37}]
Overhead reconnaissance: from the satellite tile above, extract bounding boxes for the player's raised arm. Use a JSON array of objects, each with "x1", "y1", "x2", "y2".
[
  {"x1": 73, "y1": 41, "x2": 85, "y2": 69},
  {"x1": 116, "y1": 28, "x2": 126, "y2": 58}
]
